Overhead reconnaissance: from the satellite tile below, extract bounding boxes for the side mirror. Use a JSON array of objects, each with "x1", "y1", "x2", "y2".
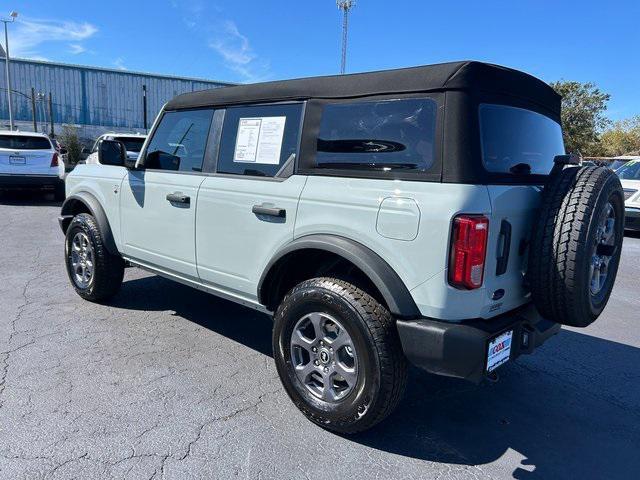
[
  {"x1": 59, "y1": 148, "x2": 68, "y2": 155},
  {"x1": 98, "y1": 139, "x2": 126, "y2": 166}
]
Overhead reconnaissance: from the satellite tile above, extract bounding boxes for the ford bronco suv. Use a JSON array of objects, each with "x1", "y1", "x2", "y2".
[{"x1": 59, "y1": 61, "x2": 625, "y2": 434}]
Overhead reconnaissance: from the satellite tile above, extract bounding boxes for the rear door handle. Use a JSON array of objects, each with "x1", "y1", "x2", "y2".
[
  {"x1": 166, "y1": 192, "x2": 190, "y2": 205},
  {"x1": 252, "y1": 204, "x2": 286, "y2": 218}
]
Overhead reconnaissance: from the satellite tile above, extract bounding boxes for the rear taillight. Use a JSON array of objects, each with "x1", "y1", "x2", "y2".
[
  {"x1": 449, "y1": 215, "x2": 489, "y2": 290},
  {"x1": 50, "y1": 152, "x2": 59, "y2": 167}
]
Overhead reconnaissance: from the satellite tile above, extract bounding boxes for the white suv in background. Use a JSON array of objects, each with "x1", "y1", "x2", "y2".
[
  {"x1": 0, "y1": 130, "x2": 65, "y2": 200},
  {"x1": 615, "y1": 159, "x2": 640, "y2": 230},
  {"x1": 85, "y1": 133, "x2": 146, "y2": 165}
]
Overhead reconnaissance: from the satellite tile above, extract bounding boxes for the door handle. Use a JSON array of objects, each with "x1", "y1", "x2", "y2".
[
  {"x1": 252, "y1": 204, "x2": 286, "y2": 218},
  {"x1": 166, "y1": 192, "x2": 190, "y2": 205}
]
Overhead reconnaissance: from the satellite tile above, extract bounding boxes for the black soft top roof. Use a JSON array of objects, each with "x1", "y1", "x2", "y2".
[{"x1": 166, "y1": 61, "x2": 560, "y2": 115}]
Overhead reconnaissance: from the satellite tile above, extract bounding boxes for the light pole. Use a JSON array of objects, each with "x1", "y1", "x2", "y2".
[
  {"x1": 2, "y1": 11, "x2": 18, "y2": 131},
  {"x1": 336, "y1": 1, "x2": 355, "y2": 75}
]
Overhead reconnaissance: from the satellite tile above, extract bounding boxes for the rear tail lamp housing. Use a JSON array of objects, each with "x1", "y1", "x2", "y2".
[
  {"x1": 449, "y1": 215, "x2": 489, "y2": 289},
  {"x1": 50, "y1": 152, "x2": 59, "y2": 167}
]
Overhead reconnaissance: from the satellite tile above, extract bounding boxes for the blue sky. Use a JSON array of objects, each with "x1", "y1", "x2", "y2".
[{"x1": 5, "y1": 0, "x2": 639, "y2": 120}]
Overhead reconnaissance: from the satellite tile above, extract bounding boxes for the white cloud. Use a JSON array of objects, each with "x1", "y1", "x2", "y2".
[
  {"x1": 69, "y1": 44, "x2": 86, "y2": 54},
  {"x1": 113, "y1": 57, "x2": 126, "y2": 70},
  {"x1": 208, "y1": 21, "x2": 268, "y2": 82},
  {"x1": 10, "y1": 17, "x2": 97, "y2": 58}
]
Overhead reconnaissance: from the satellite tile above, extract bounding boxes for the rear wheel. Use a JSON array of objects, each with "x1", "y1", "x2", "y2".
[
  {"x1": 65, "y1": 213, "x2": 124, "y2": 302},
  {"x1": 528, "y1": 166, "x2": 624, "y2": 327},
  {"x1": 273, "y1": 277, "x2": 407, "y2": 434}
]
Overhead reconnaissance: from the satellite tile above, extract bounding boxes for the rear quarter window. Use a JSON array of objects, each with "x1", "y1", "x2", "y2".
[
  {"x1": 0, "y1": 135, "x2": 52, "y2": 150},
  {"x1": 479, "y1": 104, "x2": 565, "y2": 175},
  {"x1": 315, "y1": 98, "x2": 437, "y2": 172}
]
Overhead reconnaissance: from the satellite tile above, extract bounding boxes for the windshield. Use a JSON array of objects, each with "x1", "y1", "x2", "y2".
[
  {"x1": 616, "y1": 161, "x2": 640, "y2": 180},
  {"x1": 0, "y1": 135, "x2": 52, "y2": 150},
  {"x1": 114, "y1": 137, "x2": 145, "y2": 152},
  {"x1": 480, "y1": 104, "x2": 565, "y2": 175}
]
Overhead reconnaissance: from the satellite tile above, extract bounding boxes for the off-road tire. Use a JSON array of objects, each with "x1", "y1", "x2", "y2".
[
  {"x1": 528, "y1": 166, "x2": 624, "y2": 327},
  {"x1": 65, "y1": 213, "x2": 124, "y2": 302},
  {"x1": 273, "y1": 277, "x2": 407, "y2": 434}
]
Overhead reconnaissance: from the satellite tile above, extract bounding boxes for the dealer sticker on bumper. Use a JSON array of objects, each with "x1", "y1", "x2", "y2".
[{"x1": 487, "y1": 330, "x2": 513, "y2": 372}]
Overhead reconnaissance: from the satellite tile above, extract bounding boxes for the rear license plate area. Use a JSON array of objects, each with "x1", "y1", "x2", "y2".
[
  {"x1": 486, "y1": 330, "x2": 513, "y2": 372},
  {"x1": 9, "y1": 156, "x2": 26, "y2": 165}
]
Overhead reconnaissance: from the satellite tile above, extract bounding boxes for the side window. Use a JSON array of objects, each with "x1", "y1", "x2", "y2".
[
  {"x1": 315, "y1": 98, "x2": 437, "y2": 172},
  {"x1": 217, "y1": 103, "x2": 302, "y2": 177},
  {"x1": 144, "y1": 109, "x2": 214, "y2": 172}
]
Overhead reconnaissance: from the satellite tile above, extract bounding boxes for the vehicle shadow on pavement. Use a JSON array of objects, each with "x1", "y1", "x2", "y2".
[
  {"x1": 0, "y1": 190, "x2": 62, "y2": 207},
  {"x1": 112, "y1": 274, "x2": 640, "y2": 479},
  {"x1": 353, "y1": 329, "x2": 640, "y2": 479},
  {"x1": 111, "y1": 274, "x2": 274, "y2": 356}
]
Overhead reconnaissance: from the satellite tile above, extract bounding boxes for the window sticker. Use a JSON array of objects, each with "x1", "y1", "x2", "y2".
[{"x1": 233, "y1": 116, "x2": 286, "y2": 165}]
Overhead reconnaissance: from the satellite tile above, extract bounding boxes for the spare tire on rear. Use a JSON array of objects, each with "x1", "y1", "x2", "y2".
[{"x1": 528, "y1": 166, "x2": 624, "y2": 328}]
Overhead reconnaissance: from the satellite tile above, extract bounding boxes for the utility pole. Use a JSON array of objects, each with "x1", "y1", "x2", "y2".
[
  {"x1": 142, "y1": 84, "x2": 148, "y2": 132},
  {"x1": 1, "y1": 11, "x2": 18, "y2": 130},
  {"x1": 336, "y1": 1, "x2": 355, "y2": 75},
  {"x1": 48, "y1": 92, "x2": 54, "y2": 137},
  {"x1": 30, "y1": 87, "x2": 37, "y2": 132}
]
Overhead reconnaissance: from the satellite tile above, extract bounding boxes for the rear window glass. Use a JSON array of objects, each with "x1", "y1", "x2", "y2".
[
  {"x1": 0, "y1": 135, "x2": 52, "y2": 150},
  {"x1": 480, "y1": 104, "x2": 565, "y2": 175},
  {"x1": 115, "y1": 137, "x2": 145, "y2": 152},
  {"x1": 316, "y1": 98, "x2": 437, "y2": 172}
]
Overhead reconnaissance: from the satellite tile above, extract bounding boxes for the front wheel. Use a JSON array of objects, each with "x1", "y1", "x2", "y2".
[
  {"x1": 64, "y1": 213, "x2": 124, "y2": 302},
  {"x1": 272, "y1": 277, "x2": 407, "y2": 434}
]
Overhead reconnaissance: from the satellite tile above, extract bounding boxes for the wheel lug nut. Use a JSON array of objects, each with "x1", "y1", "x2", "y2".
[
  {"x1": 312, "y1": 347, "x2": 317, "y2": 352},
  {"x1": 324, "y1": 367, "x2": 329, "y2": 373},
  {"x1": 314, "y1": 360, "x2": 319, "y2": 366}
]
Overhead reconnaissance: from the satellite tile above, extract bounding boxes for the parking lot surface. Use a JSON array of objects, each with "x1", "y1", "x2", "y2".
[{"x1": 1, "y1": 192, "x2": 639, "y2": 480}]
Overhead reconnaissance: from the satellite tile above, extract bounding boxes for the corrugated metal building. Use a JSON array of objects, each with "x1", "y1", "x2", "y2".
[{"x1": 0, "y1": 57, "x2": 233, "y2": 139}]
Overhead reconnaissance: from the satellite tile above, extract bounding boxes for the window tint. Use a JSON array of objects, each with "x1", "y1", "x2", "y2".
[
  {"x1": 217, "y1": 103, "x2": 302, "y2": 177},
  {"x1": 0, "y1": 135, "x2": 52, "y2": 150},
  {"x1": 316, "y1": 98, "x2": 437, "y2": 172},
  {"x1": 115, "y1": 137, "x2": 145, "y2": 152},
  {"x1": 144, "y1": 109, "x2": 214, "y2": 172},
  {"x1": 480, "y1": 104, "x2": 565, "y2": 175}
]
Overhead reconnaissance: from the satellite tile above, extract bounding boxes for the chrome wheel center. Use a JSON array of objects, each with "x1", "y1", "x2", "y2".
[
  {"x1": 590, "y1": 202, "x2": 616, "y2": 296},
  {"x1": 290, "y1": 312, "x2": 358, "y2": 403},
  {"x1": 70, "y1": 232, "x2": 95, "y2": 289},
  {"x1": 319, "y1": 348, "x2": 331, "y2": 365}
]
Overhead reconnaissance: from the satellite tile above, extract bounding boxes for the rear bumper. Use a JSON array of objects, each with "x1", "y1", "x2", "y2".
[
  {"x1": 0, "y1": 174, "x2": 63, "y2": 189},
  {"x1": 625, "y1": 207, "x2": 640, "y2": 230},
  {"x1": 396, "y1": 304, "x2": 561, "y2": 383}
]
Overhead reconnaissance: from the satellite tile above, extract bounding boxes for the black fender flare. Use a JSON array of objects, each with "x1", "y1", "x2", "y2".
[
  {"x1": 258, "y1": 234, "x2": 421, "y2": 318},
  {"x1": 59, "y1": 192, "x2": 119, "y2": 256}
]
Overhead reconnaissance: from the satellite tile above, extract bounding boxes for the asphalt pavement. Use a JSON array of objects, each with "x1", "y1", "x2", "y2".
[{"x1": 1, "y1": 191, "x2": 639, "y2": 480}]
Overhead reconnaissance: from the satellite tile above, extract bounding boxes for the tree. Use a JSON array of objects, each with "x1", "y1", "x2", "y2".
[
  {"x1": 59, "y1": 125, "x2": 83, "y2": 168},
  {"x1": 599, "y1": 116, "x2": 640, "y2": 157},
  {"x1": 550, "y1": 81, "x2": 610, "y2": 156}
]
